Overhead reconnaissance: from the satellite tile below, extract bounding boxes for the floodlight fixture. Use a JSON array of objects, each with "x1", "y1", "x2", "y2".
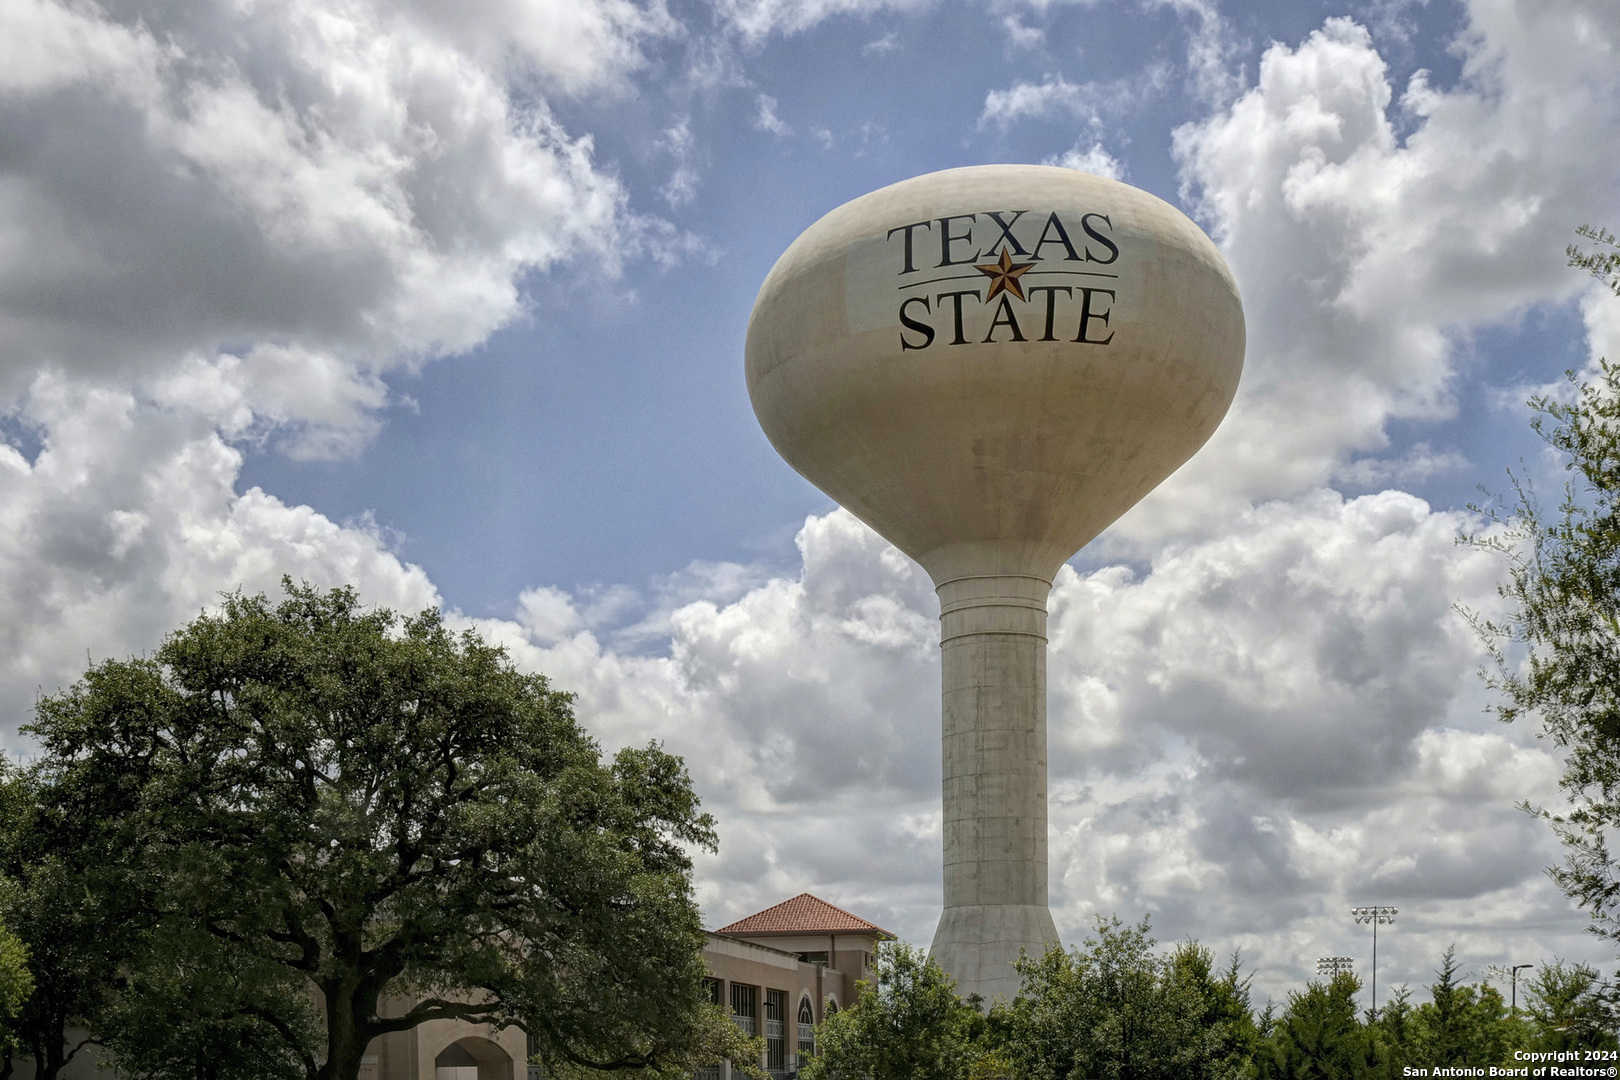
[
  {"x1": 1316, "y1": 956, "x2": 1355, "y2": 978},
  {"x1": 1351, "y1": 905, "x2": 1397, "y2": 1017}
]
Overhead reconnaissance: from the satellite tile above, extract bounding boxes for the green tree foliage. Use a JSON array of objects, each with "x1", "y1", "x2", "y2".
[
  {"x1": 1168, "y1": 943, "x2": 1264, "y2": 1078},
  {"x1": 16, "y1": 581, "x2": 722, "y2": 1080},
  {"x1": 1520, "y1": 960, "x2": 1617, "y2": 1054},
  {"x1": 0, "y1": 749, "x2": 311, "y2": 1080},
  {"x1": 800, "y1": 941, "x2": 988, "y2": 1080},
  {"x1": 1569, "y1": 225, "x2": 1620, "y2": 298},
  {"x1": 799, "y1": 924, "x2": 1615, "y2": 1079},
  {"x1": 1405, "y1": 948, "x2": 1516, "y2": 1066},
  {"x1": 1366, "y1": 985, "x2": 1416, "y2": 1080},
  {"x1": 1264, "y1": 951, "x2": 1592, "y2": 1078},
  {"x1": 994, "y1": 917, "x2": 1254, "y2": 1080},
  {"x1": 0, "y1": 900, "x2": 32, "y2": 1080},
  {"x1": 1258, "y1": 972, "x2": 1375, "y2": 1080},
  {"x1": 0, "y1": 761, "x2": 132, "y2": 1080},
  {"x1": 95, "y1": 919, "x2": 315, "y2": 1080}
]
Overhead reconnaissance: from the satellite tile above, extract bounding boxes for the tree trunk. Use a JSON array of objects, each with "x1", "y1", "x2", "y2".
[
  {"x1": 25, "y1": 1030, "x2": 59, "y2": 1080},
  {"x1": 31, "y1": 1043, "x2": 61, "y2": 1080},
  {"x1": 23, "y1": 1009, "x2": 88, "y2": 1080},
  {"x1": 319, "y1": 989, "x2": 362, "y2": 1080},
  {"x1": 317, "y1": 974, "x2": 380, "y2": 1080}
]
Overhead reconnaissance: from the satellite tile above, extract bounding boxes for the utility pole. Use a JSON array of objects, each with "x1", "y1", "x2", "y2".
[
  {"x1": 1351, "y1": 906, "x2": 1397, "y2": 1018},
  {"x1": 1511, "y1": 963, "x2": 1532, "y2": 1014}
]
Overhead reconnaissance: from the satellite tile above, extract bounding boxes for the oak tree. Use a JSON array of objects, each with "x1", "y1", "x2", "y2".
[{"x1": 20, "y1": 581, "x2": 722, "y2": 1080}]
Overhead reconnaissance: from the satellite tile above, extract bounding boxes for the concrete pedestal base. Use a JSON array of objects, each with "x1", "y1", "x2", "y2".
[
  {"x1": 930, "y1": 903, "x2": 1060, "y2": 1004},
  {"x1": 928, "y1": 575, "x2": 1061, "y2": 1004}
]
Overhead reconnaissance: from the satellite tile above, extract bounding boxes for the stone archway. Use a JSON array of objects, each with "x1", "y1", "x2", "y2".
[{"x1": 434, "y1": 1036, "x2": 513, "y2": 1080}]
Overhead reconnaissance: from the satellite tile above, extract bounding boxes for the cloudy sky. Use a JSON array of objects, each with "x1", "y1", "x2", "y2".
[{"x1": 3, "y1": 0, "x2": 1618, "y2": 1006}]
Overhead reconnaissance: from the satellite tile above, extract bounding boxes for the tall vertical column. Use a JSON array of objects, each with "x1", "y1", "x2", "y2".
[{"x1": 928, "y1": 574, "x2": 1060, "y2": 1003}]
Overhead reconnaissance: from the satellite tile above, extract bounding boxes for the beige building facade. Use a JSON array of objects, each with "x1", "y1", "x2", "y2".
[
  {"x1": 699, "y1": 893, "x2": 893, "y2": 1079},
  {"x1": 355, "y1": 1010, "x2": 529, "y2": 1080}
]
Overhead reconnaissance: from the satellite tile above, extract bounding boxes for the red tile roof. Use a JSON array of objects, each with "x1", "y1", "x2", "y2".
[{"x1": 716, "y1": 893, "x2": 894, "y2": 938}]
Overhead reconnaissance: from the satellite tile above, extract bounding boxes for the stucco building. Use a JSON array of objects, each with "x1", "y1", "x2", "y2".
[{"x1": 698, "y1": 893, "x2": 893, "y2": 1079}]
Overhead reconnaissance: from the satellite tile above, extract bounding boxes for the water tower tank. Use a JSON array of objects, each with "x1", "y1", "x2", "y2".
[{"x1": 746, "y1": 164, "x2": 1244, "y2": 1002}]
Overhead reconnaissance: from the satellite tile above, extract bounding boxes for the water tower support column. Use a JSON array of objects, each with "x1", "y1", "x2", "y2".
[{"x1": 930, "y1": 574, "x2": 1061, "y2": 1003}]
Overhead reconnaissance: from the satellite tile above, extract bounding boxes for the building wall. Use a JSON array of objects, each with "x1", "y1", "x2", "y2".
[
  {"x1": 720, "y1": 932, "x2": 879, "y2": 990},
  {"x1": 345, "y1": 981, "x2": 529, "y2": 1080},
  {"x1": 700, "y1": 936, "x2": 821, "y2": 1077},
  {"x1": 359, "y1": 1005, "x2": 527, "y2": 1080},
  {"x1": 699, "y1": 931, "x2": 887, "y2": 1077}
]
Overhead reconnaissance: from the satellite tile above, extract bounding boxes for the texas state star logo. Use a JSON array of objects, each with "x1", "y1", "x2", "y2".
[{"x1": 883, "y1": 210, "x2": 1122, "y2": 350}]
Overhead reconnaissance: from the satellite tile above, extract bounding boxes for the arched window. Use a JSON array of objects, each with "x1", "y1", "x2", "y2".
[{"x1": 797, "y1": 997, "x2": 815, "y2": 1062}]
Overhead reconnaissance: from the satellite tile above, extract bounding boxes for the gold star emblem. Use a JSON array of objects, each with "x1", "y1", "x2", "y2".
[{"x1": 973, "y1": 249, "x2": 1037, "y2": 302}]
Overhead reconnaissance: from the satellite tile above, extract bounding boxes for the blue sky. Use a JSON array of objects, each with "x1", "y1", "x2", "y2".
[
  {"x1": 3, "y1": 0, "x2": 1618, "y2": 1005},
  {"x1": 240, "y1": 0, "x2": 1499, "y2": 613}
]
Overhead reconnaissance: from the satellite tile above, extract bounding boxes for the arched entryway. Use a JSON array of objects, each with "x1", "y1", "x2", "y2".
[{"x1": 434, "y1": 1036, "x2": 513, "y2": 1080}]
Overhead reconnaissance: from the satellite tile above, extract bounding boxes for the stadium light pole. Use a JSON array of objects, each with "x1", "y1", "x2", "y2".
[
  {"x1": 1317, "y1": 956, "x2": 1355, "y2": 978},
  {"x1": 1351, "y1": 906, "x2": 1397, "y2": 1018}
]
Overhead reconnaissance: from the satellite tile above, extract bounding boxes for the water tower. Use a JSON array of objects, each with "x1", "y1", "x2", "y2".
[{"x1": 745, "y1": 165, "x2": 1244, "y2": 1002}]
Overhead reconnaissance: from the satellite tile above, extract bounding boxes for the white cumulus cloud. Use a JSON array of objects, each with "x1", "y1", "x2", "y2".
[
  {"x1": 1123, "y1": 6, "x2": 1620, "y2": 544},
  {"x1": 1043, "y1": 141, "x2": 1126, "y2": 180},
  {"x1": 0, "y1": 371, "x2": 439, "y2": 739},
  {"x1": 0, "y1": 0, "x2": 665, "y2": 448},
  {"x1": 0, "y1": 0, "x2": 675, "y2": 729},
  {"x1": 446, "y1": 497, "x2": 1587, "y2": 1000}
]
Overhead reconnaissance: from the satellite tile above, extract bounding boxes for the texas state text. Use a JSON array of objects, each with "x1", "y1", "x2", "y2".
[{"x1": 886, "y1": 210, "x2": 1121, "y2": 350}]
